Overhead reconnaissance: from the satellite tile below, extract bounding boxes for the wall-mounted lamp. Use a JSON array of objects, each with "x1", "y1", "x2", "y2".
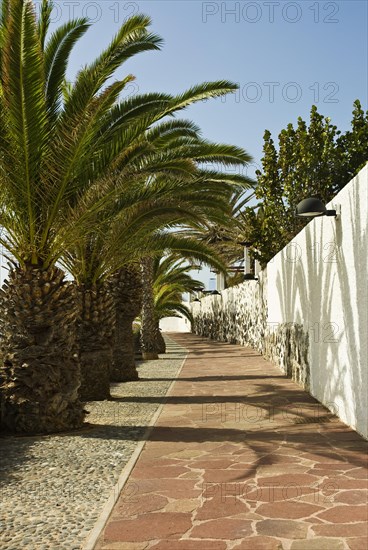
[
  {"x1": 239, "y1": 240, "x2": 258, "y2": 280},
  {"x1": 296, "y1": 198, "x2": 340, "y2": 218},
  {"x1": 192, "y1": 286, "x2": 204, "y2": 301},
  {"x1": 244, "y1": 273, "x2": 257, "y2": 281}
]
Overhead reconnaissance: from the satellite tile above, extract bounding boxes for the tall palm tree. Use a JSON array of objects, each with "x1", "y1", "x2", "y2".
[
  {"x1": 0, "y1": 1, "x2": 166, "y2": 433},
  {"x1": 127, "y1": 132, "x2": 254, "y2": 361},
  {"x1": 139, "y1": 186, "x2": 255, "y2": 358},
  {"x1": 109, "y1": 166, "x2": 230, "y2": 380}
]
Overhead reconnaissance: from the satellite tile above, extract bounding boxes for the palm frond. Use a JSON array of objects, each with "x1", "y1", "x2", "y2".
[
  {"x1": 44, "y1": 17, "x2": 90, "y2": 118},
  {"x1": 0, "y1": 0, "x2": 10, "y2": 56},
  {"x1": 62, "y1": 14, "x2": 162, "y2": 122},
  {"x1": 142, "y1": 233, "x2": 227, "y2": 273},
  {"x1": 156, "y1": 301, "x2": 194, "y2": 323},
  {"x1": 2, "y1": 0, "x2": 49, "y2": 263},
  {"x1": 145, "y1": 119, "x2": 201, "y2": 146},
  {"x1": 37, "y1": 0, "x2": 53, "y2": 50},
  {"x1": 165, "y1": 81, "x2": 239, "y2": 114}
]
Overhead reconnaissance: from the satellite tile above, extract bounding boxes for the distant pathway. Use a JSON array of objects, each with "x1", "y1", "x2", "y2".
[{"x1": 95, "y1": 333, "x2": 368, "y2": 550}]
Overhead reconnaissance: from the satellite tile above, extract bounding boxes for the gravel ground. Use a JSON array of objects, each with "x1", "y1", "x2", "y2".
[{"x1": 0, "y1": 336, "x2": 186, "y2": 550}]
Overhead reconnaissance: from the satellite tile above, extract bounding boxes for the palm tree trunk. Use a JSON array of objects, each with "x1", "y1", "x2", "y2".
[
  {"x1": 111, "y1": 266, "x2": 142, "y2": 382},
  {"x1": 112, "y1": 310, "x2": 137, "y2": 382},
  {"x1": 134, "y1": 329, "x2": 142, "y2": 356},
  {"x1": 154, "y1": 323, "x2": 166, "y2": 354},
  {"x1": 0, "y1": 265, "x2": 85, "y2": 434},
  {"x1": 77, "y1": 282, "x2": 114, "y2": 401},
  {"x1": 141, "y1": 257, "x2": 161, "y2": 360}
]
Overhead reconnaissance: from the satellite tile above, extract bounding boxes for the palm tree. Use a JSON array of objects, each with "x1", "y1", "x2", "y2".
[
  {"x1": 129, "y1": 134, "x2": 254, "y2": 361},
  {"x1": 139, "y1": 248, "x2": 212, "y2": 359},
  {"x1": 0, "y1": 1, "x2": 166, "y2": 433},
  {"x1": 182, "y1": 189, "x2": 256, "y2": 276},
  {"x1": 139, "y1": 185, "x2": 255, "y2": 358},
  {"x1": 146, "y1": 254, "x2": 202, "y2": 353},
  {"x1": 109, "y1": 165, "x2": 234, "y2": 379}
]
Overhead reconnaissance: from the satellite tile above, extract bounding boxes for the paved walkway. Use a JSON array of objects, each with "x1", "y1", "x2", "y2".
[{"x1": 95, "y1": 334, "x2": 368, "y2": 550}]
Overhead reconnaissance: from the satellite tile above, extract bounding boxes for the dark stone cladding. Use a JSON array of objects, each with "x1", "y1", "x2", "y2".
[{"x1": 191, "y1": 271, "x2": 310, "y2": 390}]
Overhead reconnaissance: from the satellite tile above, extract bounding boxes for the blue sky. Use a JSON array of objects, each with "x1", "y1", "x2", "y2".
[
  {"x1": 49, "y1": 0, "x2": 368, "y2": 172},
  {"x1": 47, "y1": 0, "x2": 368, "y2": 288}
]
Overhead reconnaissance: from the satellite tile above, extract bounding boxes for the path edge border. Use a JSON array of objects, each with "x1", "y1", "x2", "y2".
[{"x1": 82, "y1": 345, "x2": 188, "y2": 550}]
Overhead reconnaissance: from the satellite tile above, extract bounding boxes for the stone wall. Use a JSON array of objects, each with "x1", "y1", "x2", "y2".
[
  {"x1": 264, "y1": 322, "x2": 310, "y2": 391},
  {"x1": 192, "y1": 165, "x2": 368, "y2": 439},
  {"x1": 193, "y1": 273, "x2": 266, "y2": 352},
  {"x1": 192, "y1": 273, "x2": 311, "y2": 391}
]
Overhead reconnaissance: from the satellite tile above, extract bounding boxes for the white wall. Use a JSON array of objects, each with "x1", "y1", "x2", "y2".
[
  {"x1": 267, "y1": 164, "x2": 368, "y2": 438},
  {"x1": 160, "y1": 314, "x2": 191, "y2": 333},
  {"x1": 192, "y1": 165, "x2": 368, "y2": 439}
]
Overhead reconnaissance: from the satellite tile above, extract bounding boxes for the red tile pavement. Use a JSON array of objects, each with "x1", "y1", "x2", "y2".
[{"x1": 94, "y1": 333, "x2": 368, "y2": 550}]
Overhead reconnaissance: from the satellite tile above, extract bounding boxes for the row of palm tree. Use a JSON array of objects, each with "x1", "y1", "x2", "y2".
[{"x1": 0, "y1": 0, "x2": 253, "y2": 434}]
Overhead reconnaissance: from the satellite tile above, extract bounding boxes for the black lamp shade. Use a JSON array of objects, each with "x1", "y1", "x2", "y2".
[{"x1": 296, "y1": 198, "x2": 326, "y2": 217}]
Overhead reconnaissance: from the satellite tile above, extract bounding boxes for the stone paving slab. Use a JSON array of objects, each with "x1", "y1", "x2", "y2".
[{"x1": 95, "y1": 334, "x2": 368, "y2": 550}]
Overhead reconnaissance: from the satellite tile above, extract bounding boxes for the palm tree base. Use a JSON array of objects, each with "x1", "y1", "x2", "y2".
[
  {"x1": 111, "y1": 351, "x2": 140, "y2": 380},
  {"x1": 155, "y1": 330, "x2": 166, "y2": 354},
  {"x1": 77, "y1": 284, "x2": 114, "y2": 402},
  {"x1": 79, "y1": 351, "x2": 111, "y2": 401},
  {"x1": 142, "y1": 351, "x2": 159, "y2": 360},
  {"x1": 0, "y1": 265, "x2": 85, "y2": 434},
  {"x1": 112, "y1": 266, "x2": 143, "y2": 381},
  {"x1": 111, "y1": 363, "x2": 139, "y2": 382},
  {"x1": 112, "y1": 313, "x2": 140, "y2": 382}
]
